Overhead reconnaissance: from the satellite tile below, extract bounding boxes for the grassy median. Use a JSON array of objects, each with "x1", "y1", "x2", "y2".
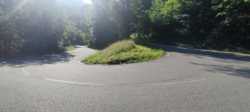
[{"x1": 83, "y1": 40, "x2": 165, "y2": 64}]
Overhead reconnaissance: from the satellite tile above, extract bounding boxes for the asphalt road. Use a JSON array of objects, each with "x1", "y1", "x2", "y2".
[{"x1": 0, "y1": 46, "x2": 250, "y2": 112}]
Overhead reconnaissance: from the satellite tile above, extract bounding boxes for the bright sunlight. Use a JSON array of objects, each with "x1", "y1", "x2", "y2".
[{"x1": 82, "y1": 0, "x2": 93, "y2": 4}]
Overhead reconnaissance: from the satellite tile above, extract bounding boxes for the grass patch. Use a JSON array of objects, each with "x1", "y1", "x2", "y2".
[
  {"x1": 83, "y1": 40, "x2": 165, "y2": 64},
  {"x1": 64, "y1": 45, "x2": 76, "y2": 51}
]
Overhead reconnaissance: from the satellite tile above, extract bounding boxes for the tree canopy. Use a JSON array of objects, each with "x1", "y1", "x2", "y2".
[{"x1": 0, "y1": 0, "x2": 249, "y2": 57}]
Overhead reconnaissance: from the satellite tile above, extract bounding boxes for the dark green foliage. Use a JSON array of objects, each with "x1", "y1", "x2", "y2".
[
  {"x1": 62, "y1": 22, "x2": 91, "y2": 46},
  {"x1": 91, "y1": 0, "x2": 135, "y2": 48},
  {"x1": 0, "y1": 0, "x2": 249, "y2": 57},
  {"x1": 0, "y1": 0, "x2": 23, "y2": 57},
  {"x1": 90, "y1": 0, "x2": 154, "y2": 48},
  {"x1": 0, "y1": 21, "x2": 23, "y2": 57},
  {"x1": 212, "y1": 0, "x2": 250, "y2": 49},
  {"x1": 148, "y1": 0, "x2": 187, "y2": 42},
  {"x1": 0, "y1": 0, "x2": 91, "y2": 57},
  {"x1": 145, "y1": 0, "x2": 250, "y2": 50},
  {"x1": 131, "y1": 0, "x2": 152, "y2": 33}
]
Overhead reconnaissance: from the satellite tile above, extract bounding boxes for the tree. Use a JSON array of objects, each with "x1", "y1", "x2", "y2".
[
  {"x1": 0, "y1": 0, "x2": 92, "y2": 56},
  {"x1": 212, "y1": 0, "x2": 250, "y2": 48},
  {"x1": 91, "y1": 0, "x2": 135, "y2": 48},
  {"x1": 0, "y1": 0, "x2": 23, "y2": 57}
]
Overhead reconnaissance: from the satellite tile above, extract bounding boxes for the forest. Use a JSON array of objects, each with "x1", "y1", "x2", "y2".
[{"x1": 0, "y1": 0, "x2": 249, "y2": 57}]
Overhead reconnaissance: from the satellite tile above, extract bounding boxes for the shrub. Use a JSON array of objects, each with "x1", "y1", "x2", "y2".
[{"x1": 83, "y1": 40, "x2": 165, "y2": 64}]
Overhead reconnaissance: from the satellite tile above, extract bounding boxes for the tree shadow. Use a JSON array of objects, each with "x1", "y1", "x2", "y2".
[
  {"x1": 0, "y1": 52, "x2": 74, "y2": 68},
  {"x1": 152, "y1": 44, "x2": 250, "y2": 62},
  {"x1": 191, "y1": 62, "x2": 250, "y2": 79}
]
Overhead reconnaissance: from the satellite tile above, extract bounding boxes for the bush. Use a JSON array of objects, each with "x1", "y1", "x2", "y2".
[
  {"x1": 149, "y1": 0, "x2": 183, "y2": 24},
  {"x1": 83, "y1": 40, "x2": 165, "y2": 64},
  {"x1": 62, "y1": 22, "x2": 90, "y2": 46}
]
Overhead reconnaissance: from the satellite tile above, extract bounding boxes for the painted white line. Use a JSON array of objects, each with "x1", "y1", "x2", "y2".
[
  {"x1": 22, "y1": 68, "x2": 30, "y2": 76},
  {"x1": 150, "y1": 78, "x2": 206, "y2": 86},
  {"x1": 45, "y1": 78, "x2": 206, "y2": 87},
  {"x1": 45, "y1": 78, "x2": 105, "y2": 86}
]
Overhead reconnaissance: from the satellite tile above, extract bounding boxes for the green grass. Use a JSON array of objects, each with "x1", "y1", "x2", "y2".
[
  {"x1": 83, "y1": 40, "x2": 165, "y2": 64},
  {"x1": 65, "y1": 45, "x2": 76, "y2": 51}
]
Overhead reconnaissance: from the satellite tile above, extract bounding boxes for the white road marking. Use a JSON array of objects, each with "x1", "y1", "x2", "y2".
[
  {"x1": 45, "y1": 78, "x2": 206, "y2": 87},
  {"x1": 150, "y1": 78, "x2": 206, "y2": 86},
  {"x1": 45, "y1": 78, "x2": 105, "y2": 86}
]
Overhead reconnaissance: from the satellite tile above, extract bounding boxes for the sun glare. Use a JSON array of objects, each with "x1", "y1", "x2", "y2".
[{"x1": 82, "y1": 0, "x2": 93, "y2": 4}]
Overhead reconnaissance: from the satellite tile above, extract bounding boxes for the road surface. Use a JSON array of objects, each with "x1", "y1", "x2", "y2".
[{"x1": 0, "y1": 46, "x2": 250, "y2": 112}]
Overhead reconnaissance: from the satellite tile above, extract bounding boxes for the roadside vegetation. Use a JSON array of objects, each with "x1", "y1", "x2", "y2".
[
  {"x1": 64, "y1": 45, "x2": 77, "y2": 52},
  {"x1": 83, "y1": 40, "x2": 165, "y2": 64},
  {"x1": 0, "y1": 0, "x2": 91, "y2": 57},
  {"x1": 0, "y1": 0, "x2": 249, "y2": 61}
]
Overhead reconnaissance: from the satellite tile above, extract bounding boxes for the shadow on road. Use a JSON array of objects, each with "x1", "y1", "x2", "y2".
[
  {"x1": 0, "y1": 52, "x2": 74, "y2": 68},
  {"x1": 153, "y1": 44, "x2": 250, "y2": 62},
  {"x1": 191, "y1": 62, "x2": 250, "y2": 79}
]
